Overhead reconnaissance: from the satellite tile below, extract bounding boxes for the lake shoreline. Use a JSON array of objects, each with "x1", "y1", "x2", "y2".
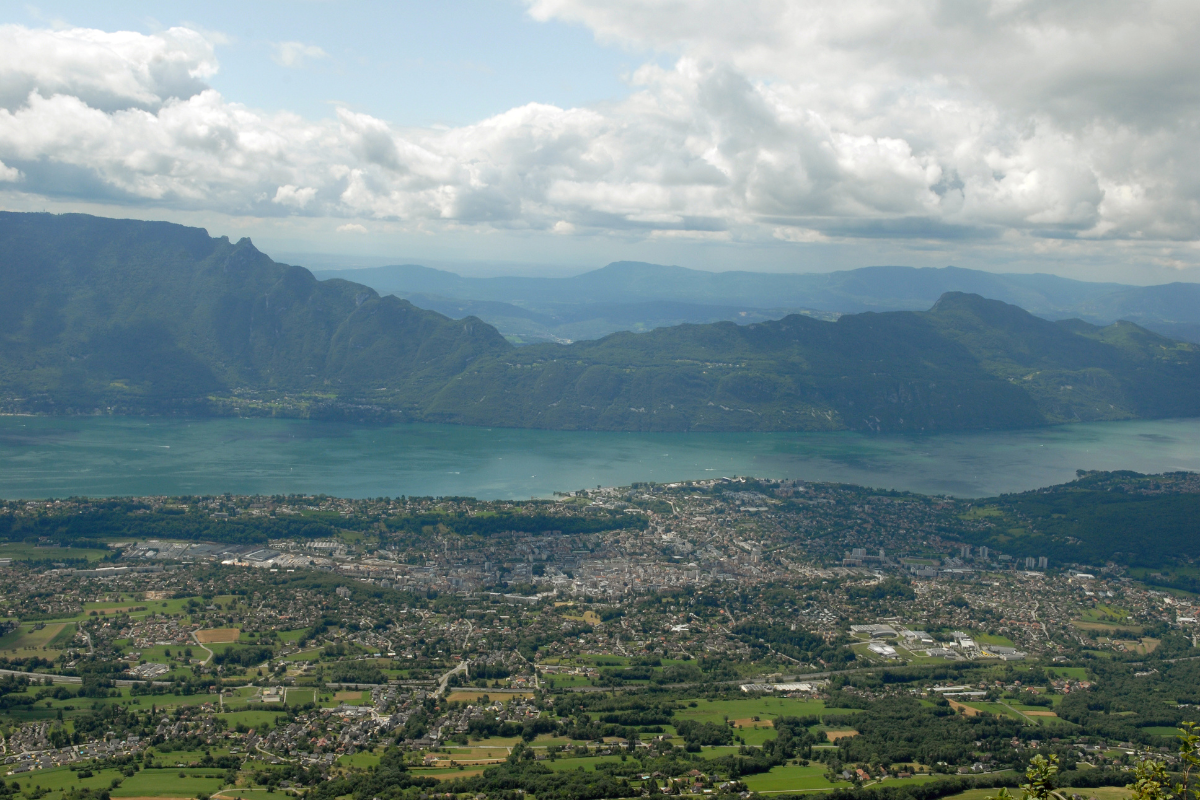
[{"x1": 1, "y1": 415, "x2": 1199, "y2": 502}]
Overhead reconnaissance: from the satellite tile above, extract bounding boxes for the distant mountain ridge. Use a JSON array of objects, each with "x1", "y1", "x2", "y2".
[
  {"x1": 418, "y1": 291, "x2": 1200, "y2": 433},
  {"x1": 3, "y1": 212, "x2": 1199, "y2": 433},
  {"x1": 315, "y1": 262, "x2": 1200, "y2": 343}
]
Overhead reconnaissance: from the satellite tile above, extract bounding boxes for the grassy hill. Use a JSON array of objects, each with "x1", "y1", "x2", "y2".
[{"x1": 2, "y1": 212, "x2": 1199, "y2": 432}]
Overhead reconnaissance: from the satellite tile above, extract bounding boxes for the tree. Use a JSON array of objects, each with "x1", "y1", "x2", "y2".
[
  {"x1": 1126, "y1": 723, "x2": 1200, "y2": 800},
  {"x1": 987, "y1": 754, "x2": 1067, "y2": 800}
]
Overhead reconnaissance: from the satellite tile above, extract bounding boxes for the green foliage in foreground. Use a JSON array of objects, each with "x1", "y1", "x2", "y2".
[{"x1": 987, "y1": 727, "x2": 1200, "y2": 800}]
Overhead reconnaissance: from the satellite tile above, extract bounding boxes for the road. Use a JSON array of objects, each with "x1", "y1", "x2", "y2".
[
  {"x1": 997, "y1": 699, "x2": 1035, "y2": 726},
  {"x1": 461, "y1": 620, "x2": 473, "y2": 650},
  {"x1": 437, "y1": 659, "x2": 470, "y2": 696},
  {"x1": 1031, "y1": 601, "x2": 1049, "y2": 641},
  {"x1": 0, "y1": 668, "x2": 80, "y2": 685},
  {"x1": 191, "y1": 631, "x2": 215, "y2": 665}
]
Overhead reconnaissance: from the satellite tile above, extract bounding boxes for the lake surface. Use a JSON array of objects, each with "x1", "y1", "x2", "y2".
[{"x1": 2, "y1": 415, "x2": 1199, "y2": 500}]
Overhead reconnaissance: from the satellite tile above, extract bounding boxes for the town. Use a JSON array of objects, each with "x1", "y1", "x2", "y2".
[{"x1": 0, "y1": 473, "x2": 1196, "y2": 800}]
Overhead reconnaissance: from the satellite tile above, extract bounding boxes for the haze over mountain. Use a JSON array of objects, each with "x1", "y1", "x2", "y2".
[
  {"x1": 317, "y1": 263, "x2": 1200, "y2": 344},
  {"x1": 3, "y1": 212, "x2": 1199, "y2": 433}
]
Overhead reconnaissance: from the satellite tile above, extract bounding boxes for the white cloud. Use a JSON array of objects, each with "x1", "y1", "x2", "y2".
[
  {"x1": 272, "y1": 41, "x2": 328, "y2": 69},
  {"x1": 0, "y1": 9, "x2": 1198, "y2": 273},
  {"x1": 273, "y1": 184, "x2": 317, "y2": 208},
  {"x1": 337, "y1": 222, "x2": 368, "y2": 233},
  {"x1": 0, "y1": 24, "x2": 215, "y2": 112}
]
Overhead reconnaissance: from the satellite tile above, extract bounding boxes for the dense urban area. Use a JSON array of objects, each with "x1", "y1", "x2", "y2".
[{"x1": 0, "y1": 472, "x2": 1197, "y2": 800}]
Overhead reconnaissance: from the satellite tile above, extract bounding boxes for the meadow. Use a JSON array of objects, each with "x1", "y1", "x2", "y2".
[
  {"x1": 742, "y1": 763, "x2": 849, "y2": 793},
  {"x1": 0, "y1": 621, "x2": 76, "y2": 651},
  {"x1": 12, "y1": 765, "x2": 227, "y2": 800}
]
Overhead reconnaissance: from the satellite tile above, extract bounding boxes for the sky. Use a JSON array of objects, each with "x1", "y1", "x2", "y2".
[{"x1": 1, "y1": 1, "x2": 1199, "y2": 282}]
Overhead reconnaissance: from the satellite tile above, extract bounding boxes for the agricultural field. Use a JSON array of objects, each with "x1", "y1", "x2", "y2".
[
  {"x1": 115, "y1": 768, "x2": 227, "y2": 797},
  {"x1": 1079, "y1": 604, "x2": 1132, "y2": 624},
  {"x1": 1046, "y1": 667, "x2": 1090, "y2": 680},
  {"x1": 409, "y1": 766, "x2": 486, "y2": 781},
  {"x1": 673, "y1": 697, "x2": 829, "y2": 727},
  {"x1": 0, "y1": 543, "x2": 111, "y2": 562},
  {"x1": 8, "y1": 766, "x2": 227, "y2": 800},
  {"x1": 1072, "y1": 619, "x2": 1143, "y2": 635},
  {"x1": 221, "y1": 709, "x2": 286, "y2": 730},
  {"x1": 971, "y1": 632, "x2": 1017, "y2": 647},
  {"x1": 337, "y1": 750, "x2": 382, "y2": 768},
  {"x1": 543, "y1": 755, "x2": 628, "y2": 772},
  {"x1": 446, "y1": 691, "x2": 534, "y2": 703},
  {"x1": 742, "y1": 763, "x2": 849, "y2": 793},
  {"x1": 0, "y1": 621, "x2": 77, "y2": 651}
]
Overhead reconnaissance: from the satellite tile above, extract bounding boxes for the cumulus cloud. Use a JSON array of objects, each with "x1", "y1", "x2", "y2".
[
  {"x1": 525, "y1": 0, "x2": 1200, "y2": 244},
  {"x1": 271, "y1": 41, "x2": 328, "y2": 69},
  {"x1": 0, "y1": 159, "x2": 20, "y2": 182},
  {"x1": 273, "y1": 184, "x2": 317, "y2": 208},
  {"x1": 0, "y1": 24, "x2": 215, "y2": 112},
  {"x1": 0, "y1": 8, "x2": 1198, "y2": 267},
  {"x1": 337, "y1": 223, "x2": 368, "y2": 233}
]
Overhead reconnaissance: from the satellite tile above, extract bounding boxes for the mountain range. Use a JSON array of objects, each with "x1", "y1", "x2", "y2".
[
  {"x1": 315, "y1": 262, "x2": 1200, "y2": 344},
  {"x1": 3, "y1": 211, "x2": 1199, "y2": 433}
]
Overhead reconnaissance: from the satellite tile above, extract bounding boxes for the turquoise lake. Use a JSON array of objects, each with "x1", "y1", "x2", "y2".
[{"x1": 1, "y1": 415, "x2": 1199, "y2": 500}]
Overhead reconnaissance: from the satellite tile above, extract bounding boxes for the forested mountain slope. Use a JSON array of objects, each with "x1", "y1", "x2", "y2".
[
  {"x1": 425, "y1": 293, "x2": 1200, "y2": 432},
  {"x1": 0, "y1": 212, "x2": 507, "y2": 417},
  {"x1": 2, "y1": 212, "x2": 1198, "y2": 432}
]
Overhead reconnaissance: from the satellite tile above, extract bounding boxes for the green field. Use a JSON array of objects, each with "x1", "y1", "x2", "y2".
[
  {"x1": 117, "y1": 768, "x2": 227, "y2": 796},
  {"x1": 285, "y1": 687, "x2": 318, "y2": 706},
  {"x1": 1046, "y1": 667, "x2": 1089, "y2": 680},
  {"x1": 283, "y1": 648, "x2": 322, "y2": 662},
  {"x1": 130, "y1": 644, "x2": 204, "y2": 664},
  {"x1": 742, "y1": 764, "x2": 848, "y2": 793},
  {"x1": 1073, "y1": 619, "x2": 1143, "y2": 635},
  {"x1": 541, "y1": 673, "x2": 595, "y2": 688},
  {"x1": 338, "y1": 750, "x2": 382, "y2": 768},
  {"x1": 222, "y1": 709, "x2": 286, "y2": 729},
  {"x1": 0, "y1": 622, "x2": 76, "y2": 651},
  {"x1": 330, "y1": 689, "x2": 368, "y2": 705},
  {"x1": 6, "y1": 766, "x2": 227, "y2": 800},
  {"x1": 959, "y1": 701, "x2": 1026, "y2": 721},
  {"x1": 674, "y1": 697, "x2": 828, "y2": 726},
  {"x1": 1143, "y1": 726, "x2": 1186, "y2": 737},
  {"x1": 19, "y1": 594, "x2": 236, "y2": 627},
  {"x1": 972, "y1": 632, "x2": 1017, "y2": 647},
  {"x1": 544, "y1": 755, "x2": 628, "y2": 772},
  {"x1": 1079, "y1": 604, "x2": 1131, "y2": 623},
  {"x1": 671, "y1": 698, "x2": 832, "y2": 746},
  {"x1": 0, "y1": 543, "x2": 111, "y2": 562},
  {"x1": 409, "y1": 766, "x2": 486, "y2": 780}
]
